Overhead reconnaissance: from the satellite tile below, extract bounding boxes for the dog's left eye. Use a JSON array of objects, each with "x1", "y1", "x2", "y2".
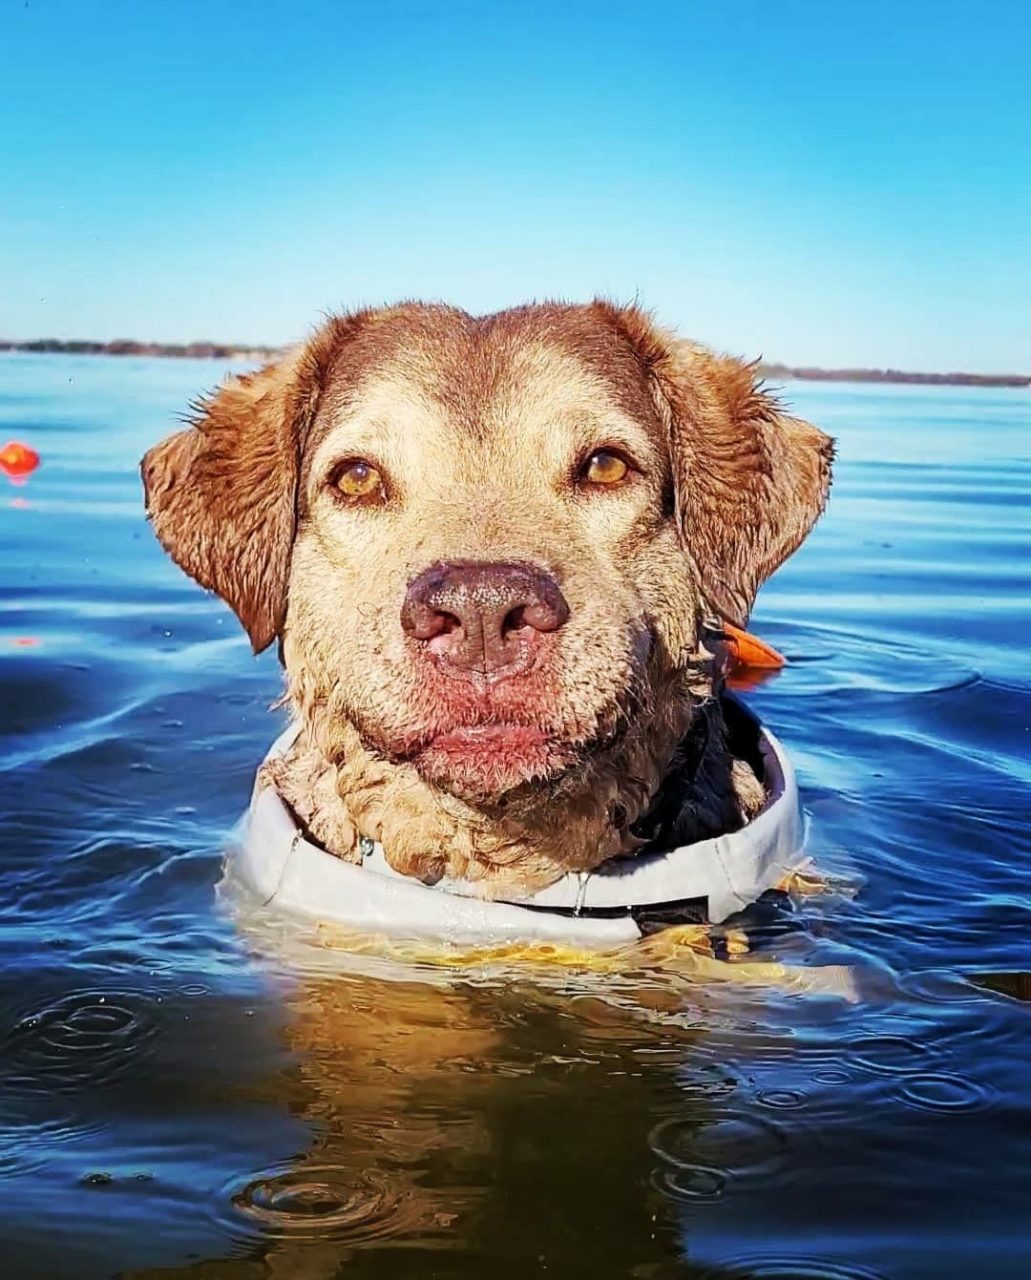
[
  {"x1": 579, "y1": 450, "x2": 630, "y2": 487},
  {"x1": 331, "y1": 459, "x2": 384, "y2": 501}
]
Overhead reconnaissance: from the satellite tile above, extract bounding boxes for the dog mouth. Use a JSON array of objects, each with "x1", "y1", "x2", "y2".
[
  {"x1": 365, "y1": 627, "x2": 654, "y2": 801},
  {"x1": 408, "y1": 721, "x2": 582, "y2": 799}
]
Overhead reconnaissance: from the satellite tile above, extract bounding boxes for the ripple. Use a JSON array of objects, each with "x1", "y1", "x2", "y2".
[
  {"x1": 965, "y1": 970, "x2": 1031, "y2": 1004},
  {"x1": 220, "y1": 1164, "x2": 420, "y2": 1243},
  {"x1": 675, "y1": 1063, "x2": 739, "y2": 1102},
  {"x1": 707, "y1": 1256, "x2": 889, "y2": 1280},
  {"x1": 0, "y1": 1113, "x2": 115, "y2": 1175},
  {"x1": 847, "y1": 1033, "x2": 937, "y2": 1076},
  {"x1": 650, "y1": 1163, "x2": 726, "y2": 1202},
  {"x1": 899, "y1": 970, "x2": 996, "y2": 1005},
  {"x1": 756, "y1": 1088, "x2": 807, "y2": 1110},
  {"x1": 691, "y1": 1113, "x2": 789, "y2": 1173},
  {"x1": 649, "y1": 1110, "x2": 790, "y2": 1196},
  {"x1": 812, "y1": 1069, "x2": 851, "y2": 1085},
  {"x1": 897, "y1": 1072, "x2": 990, "y2": 1114},
  {"x1": 2, "y1": 990, "x2": 157, "y2": 1093}
]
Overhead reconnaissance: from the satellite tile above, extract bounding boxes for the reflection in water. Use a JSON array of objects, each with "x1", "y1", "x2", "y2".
[
  {"x1": 133, "y1": 958, "x2": 737, "y2": 1279},
  {"x1": 127, "y1": 923, "x2": 1025, "y2": 1280},
  {"x1": 0, "y1": 359, "x2": 1028, "y2": 1278}
]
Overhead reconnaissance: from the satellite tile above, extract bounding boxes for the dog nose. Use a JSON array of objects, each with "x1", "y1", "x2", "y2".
[{"x1": 401, "y1": 560, "x2": 569, "y2": 680}]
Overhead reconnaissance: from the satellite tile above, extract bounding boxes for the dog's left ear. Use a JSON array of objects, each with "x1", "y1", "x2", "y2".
[
  {"x1": 599, "y1": 303, "x2": 834, "y2": 627},
  {"x1": 141, "y1": 348, "x2": 318, "y2": 653}
]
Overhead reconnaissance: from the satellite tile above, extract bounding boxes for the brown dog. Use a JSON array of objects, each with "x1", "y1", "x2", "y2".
[{"x1": 142, "y1": 301, "x2": 832, "y2": 900}]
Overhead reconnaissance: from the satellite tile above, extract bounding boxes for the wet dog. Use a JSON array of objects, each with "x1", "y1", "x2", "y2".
[{"x1": 142, "y1": 301, "x2": 832, "y2": 899}]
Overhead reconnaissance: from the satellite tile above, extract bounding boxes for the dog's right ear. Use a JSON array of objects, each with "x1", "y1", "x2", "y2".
[{"x1": 141, "y1": 348, "x2": 319, "y2": 653}]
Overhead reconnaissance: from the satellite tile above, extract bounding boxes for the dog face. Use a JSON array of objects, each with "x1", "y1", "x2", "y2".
[{"x1": 143, "y1": 301, "x2": 832, "y2": 807}]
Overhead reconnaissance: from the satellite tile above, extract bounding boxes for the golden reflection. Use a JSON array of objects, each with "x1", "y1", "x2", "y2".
[
  {"x1": 133, "y1": 960, "x2": 717, "y2": 1279},
  {"x1": 133, "y1": 902, "x2": 855, "y2": 1279}
]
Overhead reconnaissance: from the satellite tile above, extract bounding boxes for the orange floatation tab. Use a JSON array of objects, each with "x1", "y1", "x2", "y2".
[
  {"x1": 0, "y1": 441, "x2": 41, "y2": 480},
  {"x1": 723, "y1": 622, "x2": 786, "y2": 670}
]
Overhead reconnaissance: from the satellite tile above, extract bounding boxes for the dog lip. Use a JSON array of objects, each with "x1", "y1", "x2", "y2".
[
  {"x1": 406, "y1": 722, "x2": 573, "y2": 795},
  {"x1": 386, "y1": 711, "x2": 629, "y2": 766},
  {"x1": 368, "y1": 713, "x2": 632, "y2": 802}
]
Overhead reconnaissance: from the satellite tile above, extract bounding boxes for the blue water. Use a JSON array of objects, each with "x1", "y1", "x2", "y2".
[{"x1": 1, "y1": 354, "x2": 1028, "y2": 1279}]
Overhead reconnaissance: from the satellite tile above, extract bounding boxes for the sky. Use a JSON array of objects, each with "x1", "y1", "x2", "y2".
[{"x1": 1, "y1": 0, "x2": 1029, "y2": 372}]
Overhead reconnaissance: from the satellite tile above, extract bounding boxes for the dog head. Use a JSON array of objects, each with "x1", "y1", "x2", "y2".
[{"x1": 143, "y1": 301, "x2": 832, "y2": 806}]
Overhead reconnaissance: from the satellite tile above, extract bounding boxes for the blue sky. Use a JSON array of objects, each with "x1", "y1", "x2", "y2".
[{"x1": 2, "y1": 0, "x2": 1028, "y2": 371}]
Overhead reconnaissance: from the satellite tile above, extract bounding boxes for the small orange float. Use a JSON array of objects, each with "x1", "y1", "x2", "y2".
[{"x1": 0, "y1": 441, "x2": 41, "y2": 482}]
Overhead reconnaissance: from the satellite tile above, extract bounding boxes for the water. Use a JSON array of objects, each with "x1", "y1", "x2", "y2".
[{"x1": 1, "y1": 353, "x2": 1028, "y2": 1279}]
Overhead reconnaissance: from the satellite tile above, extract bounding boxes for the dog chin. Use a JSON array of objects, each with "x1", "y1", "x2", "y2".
[{"x1": 408, "y1": 724, "x2": 582, "y2": 803}]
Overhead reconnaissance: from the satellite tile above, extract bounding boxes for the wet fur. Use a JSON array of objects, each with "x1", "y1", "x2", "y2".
[{"x1": 143, "y1": 301, "x2": 831, "y2": 899}]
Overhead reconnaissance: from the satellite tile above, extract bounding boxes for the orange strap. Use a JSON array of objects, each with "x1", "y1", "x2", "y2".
[{"x1": 723, "y1": 623, "x2": 786, "y2": 670}]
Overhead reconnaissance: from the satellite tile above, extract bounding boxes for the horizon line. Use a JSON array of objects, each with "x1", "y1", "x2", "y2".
[{"x1": 0, "y1": 338, "x2": 1027, "y2": 388}]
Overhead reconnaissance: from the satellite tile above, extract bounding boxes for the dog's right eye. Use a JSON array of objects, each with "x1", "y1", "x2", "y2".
[
  {"x1": 578, "y1": 449, "x2": 631, "y2": 487},
  {"x1": 330, "y1": 458, "x2": 385, "y2": 503}
]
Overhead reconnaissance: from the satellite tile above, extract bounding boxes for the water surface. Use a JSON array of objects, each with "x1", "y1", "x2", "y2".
[{"x1": 1, "y1": 355, "x2": 1028, "y2": 1279}]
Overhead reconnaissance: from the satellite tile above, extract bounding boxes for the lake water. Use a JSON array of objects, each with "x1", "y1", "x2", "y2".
[{"x1": 1, "y1": 354, "x2": 1028, "y2": 1279}]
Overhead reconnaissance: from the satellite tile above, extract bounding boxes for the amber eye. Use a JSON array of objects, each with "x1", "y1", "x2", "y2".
[
  {"x1": 580, "y1": 450, "x2": 630, "y2": 486},
  {"x1": 332, "y1": 459, "x2": 383, "y2": 500}
]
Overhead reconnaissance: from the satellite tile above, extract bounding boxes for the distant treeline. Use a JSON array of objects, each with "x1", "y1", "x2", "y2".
[
  {"x1": 759, "y1": 362, "x2": 1029, "y2": 388},
  {"x1": 0, "y1": 338, "x2": 281, "y2": 360},
  {"x1": 1, "y1": 339, "x2": 1027, "y2": 387}
]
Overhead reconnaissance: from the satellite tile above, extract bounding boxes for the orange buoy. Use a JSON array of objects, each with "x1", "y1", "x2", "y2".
[
  {"x1": 723, "y1": 622, "x2": 786, "y2": 671},
  {"x1": 0, "y1": 441, "x2": 40, "y2": 481}
]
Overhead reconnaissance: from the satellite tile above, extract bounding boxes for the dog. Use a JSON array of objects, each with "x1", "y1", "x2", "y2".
[{"x1": 142, "y1": 300, "x2": 832, "y2": 901}]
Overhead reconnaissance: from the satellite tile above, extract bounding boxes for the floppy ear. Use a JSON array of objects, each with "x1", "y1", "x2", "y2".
[
  {"x1": 141, "y1": 348, "x2": 318, "y2": 652},
  {"x1": 662, "y1": 340, "x2": 834, "y2": 626},
  {"x1": 600, "y1": 304, "x2": 834, "y2": 627}
]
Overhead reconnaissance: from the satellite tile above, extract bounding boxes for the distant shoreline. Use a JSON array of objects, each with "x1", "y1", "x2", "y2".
[
  {"x1": 1, "y1": 339, "x2": 1027, "y2": 388},
  {"x1": 758, "y1": 362, "x2": 1028, "y2": 389}
]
